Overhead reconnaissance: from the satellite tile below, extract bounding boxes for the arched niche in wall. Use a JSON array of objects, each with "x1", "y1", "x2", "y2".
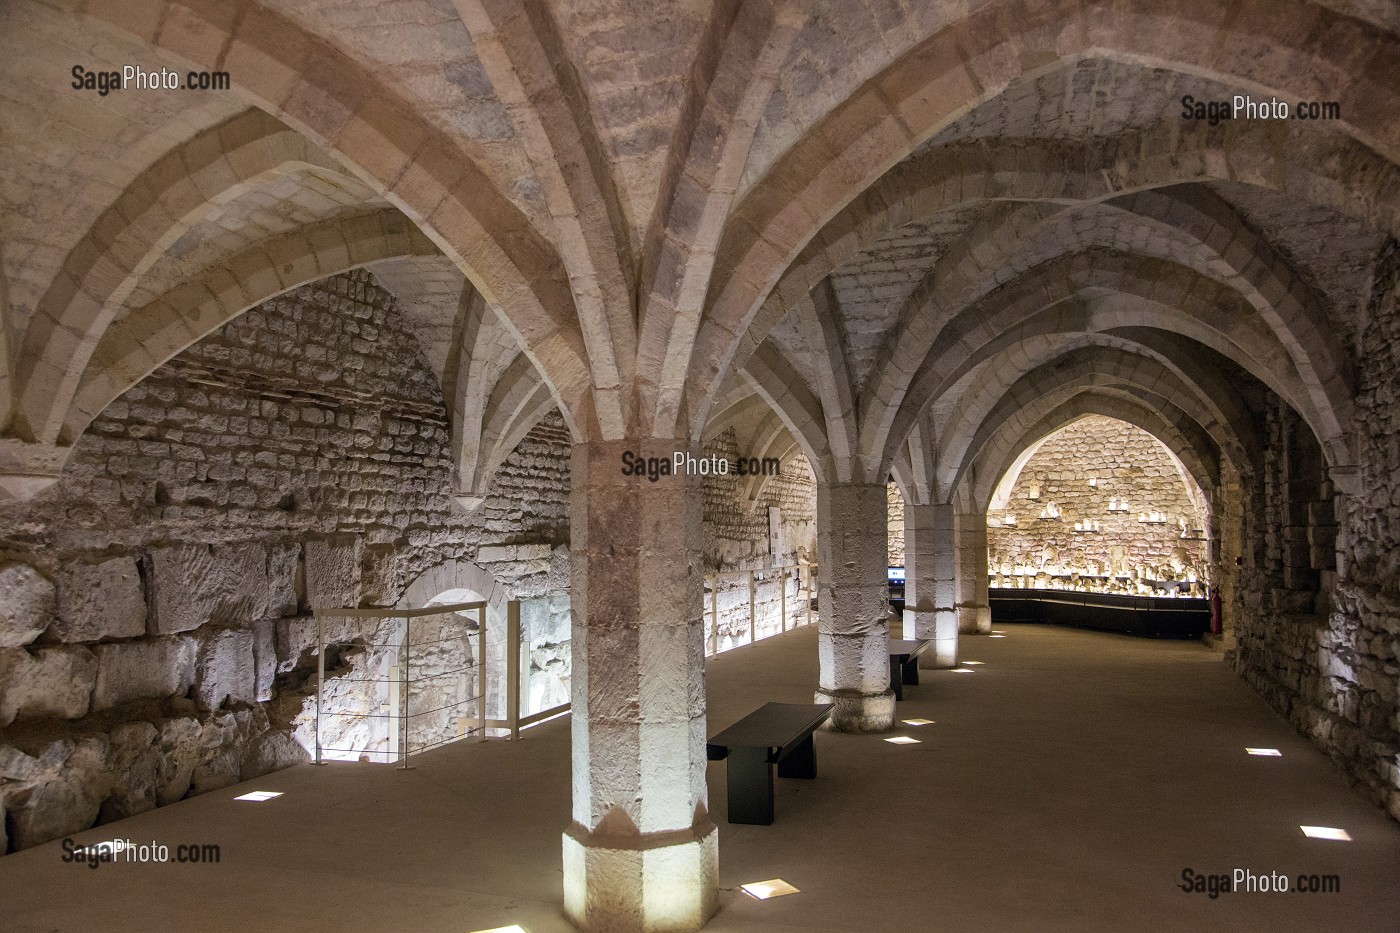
[
  {"x1": 398, "y1": 559, "x2": 510, "y2": 727},
  {"x1": 986, "y1": 416, "x2": 1211, "y2": 595}
]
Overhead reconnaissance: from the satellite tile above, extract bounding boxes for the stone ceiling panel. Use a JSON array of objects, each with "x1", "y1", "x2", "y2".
[
  {"x1": 829, "y1": 203, "x2": 990, "y2": 395},
  {"x1": 256, "y1": 0, "x2": 543, "y2": 222},
  {"x1": 0, "y1": 3, "x2": 245, "y2": 335},
  {"x1": 555, "y1": 0, "x2": 709, "y2": 247},
  {"x1": 1204, "y1": 180, "x2": 1386, "y2": 350},
  {"x1": 120, "y1": 169, "x2": 391, "y2": 315}
]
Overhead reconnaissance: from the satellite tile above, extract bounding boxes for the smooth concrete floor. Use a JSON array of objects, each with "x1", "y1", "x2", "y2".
[{"x1": 2, "y1": 623, "x2": 1398, "y2": 932}]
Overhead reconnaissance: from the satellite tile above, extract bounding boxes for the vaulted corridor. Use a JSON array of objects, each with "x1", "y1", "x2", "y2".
[{"x1": 3, "y1": 623, "x2": 1395, "y2": 933}]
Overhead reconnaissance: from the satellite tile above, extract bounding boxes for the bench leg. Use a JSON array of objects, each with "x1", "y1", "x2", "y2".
[
  {"x1": 726, "y1": 747, "x2": 775, "y2": 825},
  {"x1": 777, "y1": 734, "x2": 817, "y2": 780},
  {"x1": 889, "y1": 657, "x2": 904, "y2": 701},
  {"x1": 903, "y1": 656, "x2": 920, "y2": 686}
]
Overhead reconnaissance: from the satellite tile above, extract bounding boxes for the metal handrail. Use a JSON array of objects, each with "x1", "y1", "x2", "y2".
[
  {"x1": 314, "y1": 596, "x2": 577, "y2": 760},
  {"x1": 313, "y1": 601, "x2": 488, "y2": 767},
  {"x1": 703, "y1": 562, "x2": 818, "y2": 656}
]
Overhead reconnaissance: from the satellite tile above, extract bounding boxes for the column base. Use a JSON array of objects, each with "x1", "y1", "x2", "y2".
[
  {"x1": 908, "y1": 610, "x2": 960, "y2": 669},
  {"x1": 958, "y1": 604, "x2": 992, "y2": 634},
  {"x1": 563, "y1": 820, "x2": 718, "y2": 932},
  {"x1": 814, "y1": 687, "x2": 895, "y2": 733}
]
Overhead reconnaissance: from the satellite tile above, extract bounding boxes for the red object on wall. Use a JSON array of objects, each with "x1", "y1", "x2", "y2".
[{"x1": 1210, "y1": 588, "x2": 1222, "y2": 635}]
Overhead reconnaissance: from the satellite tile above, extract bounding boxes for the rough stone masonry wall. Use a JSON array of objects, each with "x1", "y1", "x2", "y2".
[
  {"x1": 887, "y1": 483, "x2": 904, "y2": 566},
  {"x1": 701, "y1": 429, "x2": 817, "y2": 649},
  {"x1": 1234, "y1": 242, "x2": 1400, "y2": 821},
  {"x1": 987, "y1": 417, "x2": 1208, "y2": 582},
  {"x1": 0, "y1": 271, "x2": 573, "y2": 854}
]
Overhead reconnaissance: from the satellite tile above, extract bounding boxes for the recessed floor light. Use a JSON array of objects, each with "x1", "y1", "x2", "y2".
[
  {"x1": 989, "y1": 634, "x2": 1007, "y2": 638},
  {"x1": 902, "y1": 718, "x2": 934, "y2": 726},
  {"x1": 962, "y1": 660, "x2": 984, "y2": 665},
  {"x1": 1246, "y1": 748, "x2": 1282, "y2": 757},
  {"x1": 469, "y1": 926, "x2": 528, "y2": 933},
  {"x1": 1300, "y1": 825, "x2": 1351, "y2": 841},
  {"x1": 233, "y1": 791, "x2": 283, "y2": 802},
  {"x1": 885, "y1": 736, "x2": 921, "y2": 745},
  {"x1": 741, "y1": 879, "x2": 800, "y2": 900},
  {"x1": 951, "y1": 668, "x2": 974, "y2": 674}
]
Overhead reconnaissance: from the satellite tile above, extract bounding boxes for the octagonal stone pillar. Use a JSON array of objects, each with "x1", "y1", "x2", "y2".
[
  {"x1": 562, "y1": 440, "x2": 717, "y2": 932},
  {"x1": 956, "y1": 511, "x2": 992, "y2": 634},
  {"x1": 905, "y1": 503, "x2": 959, "y2": 668},
  {"x1": 814, "y1": 481, "x2": 895, "y2": 732}
]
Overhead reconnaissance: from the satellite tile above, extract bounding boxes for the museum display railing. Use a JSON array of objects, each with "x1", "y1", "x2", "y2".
[
  {"x1": 473, "y1": 597, "x2": 573, "y2": 741},
  {"x1": 312, "y1": 601, "x2": 488, "y2": 766},
  {"x1": 312, "y1": 596, "x2": 574, "y2": 762},
  {"x1": 703, "y1": 562, "x2": 818, "y2": 657}
]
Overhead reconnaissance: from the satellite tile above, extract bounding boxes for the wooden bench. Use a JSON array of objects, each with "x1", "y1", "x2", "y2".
[
  {"x1": 706, "y1": 702, "x2": 833, "y2": 825},
  {"x1": 888, "y1": 638, "x2": 934, "y2": 701}
]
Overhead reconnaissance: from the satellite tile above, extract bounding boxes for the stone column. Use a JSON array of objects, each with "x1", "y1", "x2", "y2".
[
  {"x1": 955, "y1": 511, "x2": 992, "y2": 634},
  {"x1": 814, "y1": 481, "x2": 895, "y2": 732},
  {"x1": 562, "y1": 441, "x2": 717, "y2": 932},
  {"x1": 905, "y1": 503, "x2": 959, "y2": 667}
]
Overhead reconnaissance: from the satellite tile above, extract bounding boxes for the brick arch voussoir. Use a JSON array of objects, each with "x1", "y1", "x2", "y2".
[
  {"x1": 398, "y1": 559, "x2": 508, "y2": 615},
  {"x1": 716, "y1": 123, "x2": 1400, "y2": 418},
  {"x1": 740, "y1": 344, "x2": 836, "y2": 485},
  {"x1": 897, "y1": 191, "x2": 1348, "y2": 421},
  {"x1": 929, "y1": 337, "x2": 1254, "y2": 489}
]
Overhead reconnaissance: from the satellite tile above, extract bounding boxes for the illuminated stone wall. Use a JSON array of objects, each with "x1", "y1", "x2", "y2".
[
  {"x1": 0, "y1": 272, "x2": 572, "y2": 852},
  {"x1": 986, "y1": 417, "x2": 1209, "y2": 591},
  {"x1": 887, "y1": 483, "x2": 905, "y2": 566},
  {"x1": 1234, "y1": 242, "x2": 1400, "y2": 822},
  {"x1": 700, "y1": 429, "x2": 817, "y2": 648}
]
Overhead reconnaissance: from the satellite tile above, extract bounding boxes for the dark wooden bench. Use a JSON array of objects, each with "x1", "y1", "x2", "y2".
[
  {"x1": 706, "y1": 702, "x2": 833, "y2": 825},
  {"x1": 888, "y1": 638, "x2": 934, "y2": 701}
]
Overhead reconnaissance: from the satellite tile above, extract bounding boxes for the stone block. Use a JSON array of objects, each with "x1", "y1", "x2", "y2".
[
  {"x1": 91, "y1": 637, "x2": 196, "y2": 711},
  {"x1": 149, "y1": 543, "x2": 271, "y2": 634},
  {"x1": 1308, "y1": 524, "x2": 1338, "y2": 550},
  {"x1": 151, "y1": 709, "x2": 254, "y2": 805},
  {"x1": 154, "y1": 716, "x2": 202, "y2": 805},
  {"x1": 1283, "y1": 565, "x2": 1320, "y2": 592},
  {"x1": 303, "y1": 535, "x2": 362, "y2": 609},
  {"x1": 0, "y1": 561, "x2": 55, "y2": 647},
  {"x1": 191, "y1": 748, "x2": 242, "y2": 793},
  {"x1": 194, "y1": 627, "x2": 256, "y2": 710},
  {"x1": 240, "y1": 729, "x2": 310, "y2": 779},
  {"x1": 0, "y1": 736, "x2": 111, "y2": 850},
  {"x1": 100, "y1": 722, "x2": 161, "y2": 821},
  {"x1": 359, "y1": 543, "x2": 398, "y2": 606},
  {"x1": 266, "y1": 543, "x2": 300, "y2": 617},
  {"x1": 50, "y1": 556, "x2": 147, "y2": 642},
  {"x1": 478, "y1": 543, "x2": 552, "y2": 564},
  {"x1": 0, "y1": 646, "x2": 97, "y2": 726},
  {"x1": 252, "y1": 617, "x2": 277, "y2": 701},
  {"x1": 1307, "y1": 500, "x2": 1335, "y2": 525}
]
